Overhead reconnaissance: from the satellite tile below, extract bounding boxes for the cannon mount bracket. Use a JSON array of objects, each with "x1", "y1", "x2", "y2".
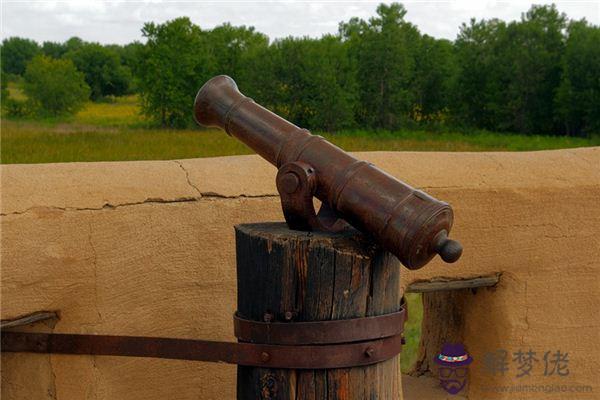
[{"x1": 276, "y1": 161, "x2": 349, "y2": 233}]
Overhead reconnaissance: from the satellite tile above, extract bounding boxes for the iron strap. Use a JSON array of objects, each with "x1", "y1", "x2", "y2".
[
  {"x1": 234, "y1": 307, "x2": 406, "y2": 345},
  {"x1": 1, "y1": 331, "x2": 402, "y2": 369},
  {"x1": 2, "y1": 305, "x2": 406, "y2": 369}
]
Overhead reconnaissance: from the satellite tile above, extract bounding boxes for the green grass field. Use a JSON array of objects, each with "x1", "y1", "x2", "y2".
[{"x1": 2, "y1": 93, "x2": 598, "y2": 164}]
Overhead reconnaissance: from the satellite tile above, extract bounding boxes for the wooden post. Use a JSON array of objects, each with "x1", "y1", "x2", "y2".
[{"x1": 235, "y1": 222, "x2": 402, "y2": 400}]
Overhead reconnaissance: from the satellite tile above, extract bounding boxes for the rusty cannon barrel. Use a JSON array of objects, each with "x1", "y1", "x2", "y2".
[{"x1": 194, "y1": 75, "x2": 462, "y2": 269}]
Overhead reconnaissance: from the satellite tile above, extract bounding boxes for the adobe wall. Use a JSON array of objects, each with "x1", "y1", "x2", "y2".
[{"x1": 1, "y1": 148, "x2": 598, "y2": 399}]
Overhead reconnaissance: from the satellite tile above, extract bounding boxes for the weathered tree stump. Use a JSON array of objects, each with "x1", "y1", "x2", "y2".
[{"x1": 236, "y1": 222, "x2": 402, "y2": 400}]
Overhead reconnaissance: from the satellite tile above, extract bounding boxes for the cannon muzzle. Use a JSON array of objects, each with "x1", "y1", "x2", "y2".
[{"x1": 194, "y1": 75, "x2": 462, "y2": 269}]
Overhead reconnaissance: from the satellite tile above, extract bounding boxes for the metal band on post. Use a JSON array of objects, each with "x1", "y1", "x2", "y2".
[{"x1": 234, "y1": 305, "x2": 406, "y2": 345}]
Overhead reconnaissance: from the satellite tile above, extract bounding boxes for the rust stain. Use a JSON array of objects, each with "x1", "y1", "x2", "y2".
[{"x1": 336, "y1": 370, "x2": 350, "y2": 400}]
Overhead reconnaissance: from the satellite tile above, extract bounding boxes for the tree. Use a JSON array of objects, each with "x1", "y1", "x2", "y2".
[
  {"x1": 503, "y1": 5, "x2": 566, "y2": 134},
  {"x1": 555, "y1": 20, "x2": 600, "y2": 136},
  {"x1": 137, "y1": 17, "x2": 215, "y2": 127},
  {"x1": 305, "y1": 36, "x2": 358, "y2": 131},
  {"x1": 117, "y1": 42, "x2": 144, "y2": 71},
  {"x1": 66, "y1": 43, "x2": 131, "y2": 100},
  {"x1": 454, "y1": 18, "x2": 508, "y2": 129},
  {"x1": 117, "y1": 42, "x2": 144, "y2": 93},
  {"x1": 340, "y1": 3, "x2": 420, "y2": 129},
  {"x1": 250, "y1": 35, "x2": 357, "y2": 131},
  {"x1": 64, "y1": 37, "x2": 85, "y2": 53},
  {"x1": 412, "y1": 35, "x2": 457, "y2": 122},
  {"x1": 207, "y1": 23, "x2": 269, "y2": 83},
  {"x1": 42, "y1": 41, "x2": 68, "y2": 58},
  {"x1": 454, "y1": 5, "x2": 567, "y2": 134},
  {"x1": 1, "y1": 70, "x2": 7, "y2": 100},
  {"x1": 2, "y1": 68, "x2": 30, "y2": 117},
  {"x1": 1, "y1": 37, "x2": 40, "y2": 75},
  {"x1": 23, "y1": 55, "x2": 90, "y2": 116}
]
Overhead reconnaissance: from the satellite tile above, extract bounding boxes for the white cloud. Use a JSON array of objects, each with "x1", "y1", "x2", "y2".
[{"x1": 1, "y1": 0, "x2": 598, "y2": 45}]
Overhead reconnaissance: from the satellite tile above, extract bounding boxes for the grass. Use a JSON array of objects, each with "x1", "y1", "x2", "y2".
[
  {"x1": 331, "y1": 128, "x2": 599, "y2": 152},
  {"x1": 1, "y1": 120, "x2": 253, "y2": 163},
  {"x1": 74, "y1": 95, "x2": 145, "y2": 127},
  {"x1": 401, "y1": 293, "x2": 423, "y2": 373},
  {"x1": 2, "y1": 95, "x2": 598, "y2": 164}
]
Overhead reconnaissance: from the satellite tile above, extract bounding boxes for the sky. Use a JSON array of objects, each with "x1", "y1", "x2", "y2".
[{"x1": 1, "y1": 1, "x2": 599, "y2": 45}]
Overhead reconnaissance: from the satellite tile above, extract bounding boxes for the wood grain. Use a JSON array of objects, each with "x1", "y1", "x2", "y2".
[
  {"x1": 406, "y1": 274, "x2": 500, "y2": 293},
  {"x1": 1, "y1": 311, "x2": 58, "y2": 329},
  {"x1": 235, "y1": 223, "x2": 401, "y2": 400}
]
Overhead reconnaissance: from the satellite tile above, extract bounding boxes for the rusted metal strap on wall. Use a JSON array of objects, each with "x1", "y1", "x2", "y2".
[
  {"x1": 1, "y1": 331, "x2": 402, "y2": 369},
  {"x1": 1, "y1": 306, "x2": 406, "y2": 369}
]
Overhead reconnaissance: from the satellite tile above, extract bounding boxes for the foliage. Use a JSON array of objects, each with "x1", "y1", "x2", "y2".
[
  {"x1": 1, "y1": 70, "x2": 8, "y2": 102},
  {"x1": 506, "y1": 5, "x2": 566, "y2": 135},
  {"x1": 2, "y1": 73, "x2": 31, "y2": 117},
  {"x1": 340, "y1": 3, "x2": 420, "y2": 129},
  {"x1": 247, "y1": 35, "x2": 358, "y2": 131},
  {"x1": 137, "y1": 17, "x2": 215, "y2": 127},
  {"x1": 42, "y1": 41, "x2": 67, "y2": 59},
  {"x1": 66, "y1": 43, "x2": 131, "y2": 100},
  {"x1": 23, "y1": 55, "x2": 90, "y2": 116},
  {"x1": 207, "y1": 23, "x2": 269, "y2": 83},
  {"x1": 3, "y1": 98, "x2": 31, "y2": 117},
  {"x1": 555, "y1": 20, "x2": 600, "y2": 136},
  {"x1": 412, "y1": 36, "x2": 457, "y2": 121},
  {"x1": 454, "y1": 18, "x2": 509, "y2": 130},
  {"x1": 454, "y1": 6, "x2": 570, "y2": 135},
  {"x1": 1, "y1": 37, "x2": 40, "y2": 75}
]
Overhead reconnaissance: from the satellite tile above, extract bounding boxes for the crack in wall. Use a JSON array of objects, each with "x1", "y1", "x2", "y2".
[
  {"x1": 48, "y1": 355, "x2": 58, "y2": 400},
  {"x1": 198, "y1": 191, "x2": 279, "y2": 199},
  {"x1": 91, "y1": 355, "x2": 100, "y2": 400},
  {"x1": 173, "y1": 160, "x2": 202, "y2": 196},
  {"x1": 3, "y1": 181, "x2": 596, "y2": 217},
  {"x1": 0, "y1": 193, "x2": 279, "y2": 217},
  {"x1": 87, "y1": 220, "x2": 103, "y2": 324}
]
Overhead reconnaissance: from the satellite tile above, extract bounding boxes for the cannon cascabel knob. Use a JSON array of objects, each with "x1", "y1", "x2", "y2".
[{"x1": 433, "y1": 230, "x2": 463, "y2": 263}]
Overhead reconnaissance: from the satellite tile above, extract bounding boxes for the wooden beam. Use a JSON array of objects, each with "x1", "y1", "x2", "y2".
[
  {"x1": 1, "y1": 311, "x2": 58, "y2": 329},
  {"x1": 406, "y1": 273, "x2": 500, "y2": 293}
]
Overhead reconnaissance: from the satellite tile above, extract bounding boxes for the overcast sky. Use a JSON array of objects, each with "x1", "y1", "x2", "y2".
[{"x1": 1, "y1": 1, "x2": 599, "y2": 45}]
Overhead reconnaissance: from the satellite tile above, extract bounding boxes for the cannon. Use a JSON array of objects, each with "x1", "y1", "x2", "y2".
[{"x1": 194, "y1": 75, "x2": 462, "y2": 269}]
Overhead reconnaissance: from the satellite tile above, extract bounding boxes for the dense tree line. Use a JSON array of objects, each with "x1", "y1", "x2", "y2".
[
  {"x1": 1, "y1": 3, "x2": 598, "y2": 135},
  {"x1": 2, "y1": 36, "x2": 138, "y2": 96}
]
